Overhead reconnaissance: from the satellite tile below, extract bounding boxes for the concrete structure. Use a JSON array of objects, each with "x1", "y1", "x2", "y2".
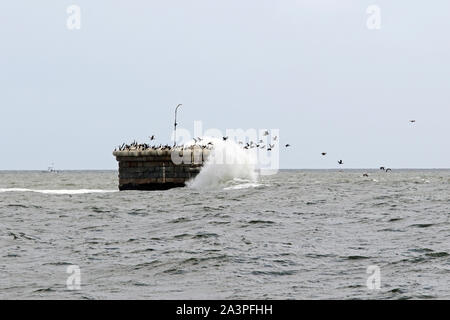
[{"x1": 113, "y1": 147, "x2": 210, "y2": 190}]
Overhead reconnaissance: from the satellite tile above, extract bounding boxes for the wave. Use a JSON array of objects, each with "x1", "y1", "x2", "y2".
[
  {"x1": 186, "y1": 137, "x2": 258, "y2": 189},
  {"x1": 0, "y1": 188, "x2": 117, "y2": 195},
  {"x1": 223, "y1": 179, "x2": 263, "y2": 190}
]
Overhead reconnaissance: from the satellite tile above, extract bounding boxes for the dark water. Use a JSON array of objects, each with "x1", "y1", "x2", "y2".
[{"x1": 0, "y1": 170, "x2": 449, "y2": 299}]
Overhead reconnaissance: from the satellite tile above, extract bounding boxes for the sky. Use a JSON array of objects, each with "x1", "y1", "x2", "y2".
[{"x1": 0, "y1": 0, "x2": 449, "y2": 170}]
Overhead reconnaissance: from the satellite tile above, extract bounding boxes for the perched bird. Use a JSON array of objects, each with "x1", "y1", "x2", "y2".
[
  {"x1": 321, "y1": 152, "x2": 327, "y2": 156},
  {"x1": 338, "y1": 160, "x2": 343, "y2": 165}
]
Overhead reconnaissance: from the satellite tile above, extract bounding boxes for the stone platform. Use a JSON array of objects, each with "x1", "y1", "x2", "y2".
[{"x1": 113, "y1": 148, "x2": 210, "y2": 191}]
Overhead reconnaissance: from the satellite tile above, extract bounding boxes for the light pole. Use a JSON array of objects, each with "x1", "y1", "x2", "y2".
[{"x1": 173, "y1": 104, "x2": 182, "y2": 147}]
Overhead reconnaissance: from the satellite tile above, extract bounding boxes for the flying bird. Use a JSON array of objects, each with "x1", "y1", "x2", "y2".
[
  {"x1": 321, "y1": 152, "x2": 327, "y2": 156},
  {"x1": 409, "y1": 120, "x2": 416, "y2": 123},
  {"x1": 285, "y1": 144, "x2": 291, "y2": 147},
  {"x1": 150, "y1": 135, "x2": 155, "y2": 140},
  {"x1": 263, "y1": 130, "x2": 269, "y2": 136},
  {"x1": 223, "y1": 136, "x2": 228, "y2": 141},
  {"x1": 338, "y1": 160, "x2": 343, "y2": 165}
]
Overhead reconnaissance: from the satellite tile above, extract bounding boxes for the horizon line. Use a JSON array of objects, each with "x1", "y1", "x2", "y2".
[{"x1": 0, "y1": 168, "x2": 449, "y2": 172}]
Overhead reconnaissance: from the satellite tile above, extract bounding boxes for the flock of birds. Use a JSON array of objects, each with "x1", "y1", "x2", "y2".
[
  {"x1": 114, "y1": 130, "x2": 291, "y2": 153},
  {"x1": 322, "y1": 120, "x2": 416, "y2": 176},
  {"x1": 115, "y1": 120, "x2": 417, "y2": 176},
  {"x1": 115, "y1": 134, "x2": 218, "y2": 152},
  {"x1": 230, "y1": 130, "x2": 290, "y2": 151}
]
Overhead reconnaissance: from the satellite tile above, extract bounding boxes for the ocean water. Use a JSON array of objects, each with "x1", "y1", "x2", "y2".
[{"x1": 0, "y1": 169, "x2": 449, "y2": 299}]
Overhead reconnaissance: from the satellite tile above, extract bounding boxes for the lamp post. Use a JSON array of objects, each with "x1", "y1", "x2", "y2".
[{"x1": 173, "y1": 104, "x2": 182, "y2": 147}]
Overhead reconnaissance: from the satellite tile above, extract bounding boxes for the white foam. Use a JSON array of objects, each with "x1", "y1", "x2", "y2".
[
  {"x1": 223, "y1": 182, "x2": 262, "y2": 190},
  {"x1": 187, "y1": 137, "x2": 259, "y2": 189},
  {"x1": 0, "y1": 188, "x2": 117, "y2": 195}
]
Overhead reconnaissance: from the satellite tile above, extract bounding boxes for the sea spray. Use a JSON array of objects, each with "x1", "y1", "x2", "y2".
[{"x1": 186, "y1": 137, "x2": 259, "y2": 189}]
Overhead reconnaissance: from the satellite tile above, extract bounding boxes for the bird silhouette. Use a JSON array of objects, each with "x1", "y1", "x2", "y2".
[{"x1": 338, "y1": 160, "x2": 343, "y2": 165}]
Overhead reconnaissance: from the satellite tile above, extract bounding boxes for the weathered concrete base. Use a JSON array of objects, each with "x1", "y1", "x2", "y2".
[
  {"x1": 119, "y1": 182, "x2": 186, "y2": 191},
  {"x1": 113, "y1": 148, "x2": 209, "y2": 191}
]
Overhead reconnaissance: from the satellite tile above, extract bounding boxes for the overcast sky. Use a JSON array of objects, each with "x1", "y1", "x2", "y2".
[{"x1": 1, "y1": 1, "x2": 449, "y2": 169}]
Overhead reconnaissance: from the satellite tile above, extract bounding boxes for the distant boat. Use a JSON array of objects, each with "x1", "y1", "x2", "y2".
[{"x1": 47, "y1": 163, "x2": 58, "y2": 173}]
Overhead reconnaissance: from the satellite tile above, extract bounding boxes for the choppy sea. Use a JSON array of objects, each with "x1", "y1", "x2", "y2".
[{"x1": 0, "y1": 169, "x2": 449, "y2": 299}]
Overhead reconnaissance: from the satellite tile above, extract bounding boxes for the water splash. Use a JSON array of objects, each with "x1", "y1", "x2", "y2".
[{"x1": 186, "y1": 137, "x2": 259, "y2": 189}]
